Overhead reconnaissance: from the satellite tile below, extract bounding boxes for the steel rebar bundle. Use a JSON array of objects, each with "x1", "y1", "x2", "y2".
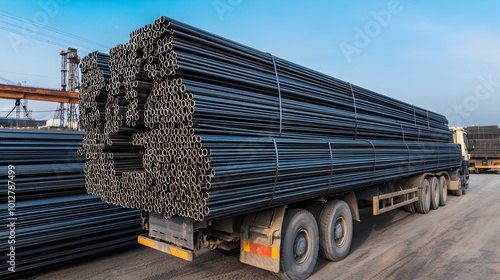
[
  {"x1": 79, "y1": 16, "x2": 461, "y2": 222},
  {"x1": 0, "y1": 129, "x2": 143, "y2": 278},
  {"x1": 467, "y1": 125, "x2": 500, "y2": 158}
]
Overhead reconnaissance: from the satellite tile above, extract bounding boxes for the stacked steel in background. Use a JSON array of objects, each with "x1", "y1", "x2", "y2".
[
  {"x1": 468, "y1": 125, "x2": 500, "y2": 157},
  {"x1": 79, "y1": 16, "x2": 461, "y2": 221},
  {"x1": 0, "y1": 130, "x2": 142, "y2": 278}
]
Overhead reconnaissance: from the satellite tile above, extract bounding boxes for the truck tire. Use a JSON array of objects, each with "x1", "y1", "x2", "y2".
[
  {"x1": 415, "y1": 178, "x2": 431, "y2": 214},
  {"x1": 429, "y1": 177, "x2": 440, "y2": 210},
  {"x1": 452, "y1": 177, "x2": 463, "y2": 196},
  {"x1": 278, "y1": 208, "x2": 319, "y2": 280},
  {"x1": 318, "y1": 200, "x2": 353, "y2": 262},
  {"x1": 305, "y1": 201, "x2": 325, "y2": 221},
  {"x1": 438, "y1": 176, "x2": 447, "y2": 206},
  {"x1": 452, "y1": 187, "x2": 462, "y2": 196}
]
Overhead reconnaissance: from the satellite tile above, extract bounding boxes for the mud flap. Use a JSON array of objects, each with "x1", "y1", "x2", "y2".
[
  {"x1": 138, "y1": 235, "x2": 194, "y2": 261},
  {"x1": 449, "y1": 180, "x2": 459, "y2": 190},
  {"x1": 240, "y1": 206, "x2": 286, "y2": 273},
  {"x1": 448, "y1": 168, "x2": 460, "y2": 190}
]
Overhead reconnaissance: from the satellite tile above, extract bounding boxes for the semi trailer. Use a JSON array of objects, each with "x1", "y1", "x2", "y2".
[
  {"x1": 467, "y1": 125, "x2": 500, "y2": 173},
  {"x1": 79, "y1": 17, "x2": 472, "y2": 280},
  {"x1": 137, "y1": 131, "x2": 471, "y2": 280}
]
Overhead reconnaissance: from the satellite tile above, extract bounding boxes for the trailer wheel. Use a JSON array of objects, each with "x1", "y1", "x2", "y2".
[
  {"x1": 305, "y1": 201, "x2": 325, "y2": 221},
  {"x1": 429, "y1": 177, "x2": 440, "y2": 210},
  {"x1": 278, "y1": 208, "x2": 318, "y2": 280},
  {"x1": 318, "y1": 200, "x2": 353, "y2": 262},
  {"x1": 415, "y1": 178, "x2": 431, "y2": 214},
  {"x1": 452, "y1": 177, "x2": 463, "y2": 196},
  {"x1": 438, "y1": 176, "x2": 447, "y2": 206},
  {"x1": 452, "y1": 187, "x2": 462, "y2": 196}
]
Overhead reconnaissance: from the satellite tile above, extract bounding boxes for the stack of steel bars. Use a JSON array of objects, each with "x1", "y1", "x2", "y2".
[
  {"x1": 0, "y1": 130, "x2": 143, "y2": 278},
  {"x1": 79, "y1": 16, "x2": 461, "y2": 222},
  {"x1": 467, "y1": 125, "x2": 500, "y2": 157}
]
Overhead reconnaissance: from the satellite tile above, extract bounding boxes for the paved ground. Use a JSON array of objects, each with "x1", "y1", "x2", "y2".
[{"x1": 24, "y1": 173, "x2": 500, "y2": 280}]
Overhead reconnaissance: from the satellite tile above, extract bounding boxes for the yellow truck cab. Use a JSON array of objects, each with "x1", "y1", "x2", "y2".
[{"x1": 449, "y1": 126, "x2": 474, "y2": 195}]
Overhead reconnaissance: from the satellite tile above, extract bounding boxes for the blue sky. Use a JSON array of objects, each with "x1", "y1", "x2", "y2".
[{"x1": 0, "y1": 0, "x2": 499, "y2": 126}]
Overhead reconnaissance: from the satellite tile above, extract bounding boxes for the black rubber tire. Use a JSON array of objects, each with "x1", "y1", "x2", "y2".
[
  {"x1": 404, "y1": 203, "x2": 416, "y2": 213},
  {"x1": 415, "y1": 178, "x2": 431, "y2": 214},
  {"x1": 278, "y1": 208, "x2": 319, "y2": 280},
  {"x1": 452, "y1": 177, "x2": 463, "y2": 196},
  {"x1": 318, "y1": 200, "x2": 353, "y2": 262},
  {"x1": 305, "y1": 201, "x2": 325, "y2": 221},
  {"x1": 438, "y1": 176, "x2": 447, "y2": 206},
  {"x1": 429, "y1": 177, "x2": 440, "y2": 210}
]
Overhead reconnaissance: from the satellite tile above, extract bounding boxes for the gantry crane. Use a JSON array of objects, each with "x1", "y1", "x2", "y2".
[{"x1": 0, "y1": 76, "x2": 31, "y2": 127}]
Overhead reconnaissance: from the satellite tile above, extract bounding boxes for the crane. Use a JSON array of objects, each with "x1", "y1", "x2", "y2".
[
  {"x1": 0, "y1": 76, "x2": 22, "y2": 86},
  {"x1": 0, "y1": 76, "x2": 31, "y2": 127},
  {"x1": 57, "y1": 48, "x2": 80, "y2": 129}
]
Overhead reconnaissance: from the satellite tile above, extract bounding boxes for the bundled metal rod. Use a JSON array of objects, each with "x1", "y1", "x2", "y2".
[
  {"x1": 467, "y1": 125, "x2": 500, "y2": 157},
  {"x1": 0, "y1": 129, "x2": 143, "y2": 278},
  {"x1": 79, "y1": 16, "x2": 461, "y2": 222}
]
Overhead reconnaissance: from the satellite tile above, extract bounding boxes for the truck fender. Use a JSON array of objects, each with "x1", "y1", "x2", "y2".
[{"x1": 338, "y1": 191, "x2": 360, "y2": 222}]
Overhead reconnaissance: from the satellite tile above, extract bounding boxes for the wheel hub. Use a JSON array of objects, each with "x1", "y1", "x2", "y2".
[
  {"x1": 335, "y1": 220, "x2": 344, "y2": 240},
  {"x1": 294, "y1": 233, "x2": 307, "y2": 258}
]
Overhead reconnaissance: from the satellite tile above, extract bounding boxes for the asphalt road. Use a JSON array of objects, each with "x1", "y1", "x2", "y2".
[{"x1": 26, "y1": 173, "x2": 500, "y2": 280}]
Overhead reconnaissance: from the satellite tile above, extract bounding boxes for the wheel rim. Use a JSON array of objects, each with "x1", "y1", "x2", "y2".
[
  {"x1": 441, "y1": 179, "x2": 447, "y2": 199},
  {"x1": 293, "y1": 229, "x2": 309, "y2": 264},
  {"x1": 434, "y1": 181, "x2": 439, "y2": 201},
  {"x1": 458, "y1": 177, "x2": 462, "y2": 194},
  {"x1": 334, "y1": 217, "x2": 347, "y2": 247}
]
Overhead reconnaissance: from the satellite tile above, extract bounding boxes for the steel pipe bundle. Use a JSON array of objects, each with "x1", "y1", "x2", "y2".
[
  {"x1": 79, "y1": 17, "x2": 460, "y2": 221},
  {"x1": 0, "y1": 129, "x2": 143, "y2": 278}
]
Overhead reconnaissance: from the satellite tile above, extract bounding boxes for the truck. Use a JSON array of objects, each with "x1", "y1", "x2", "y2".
[
  {"x1": 467, "y1": 125, "x2": 500, "y2": 173},
  {"x1": 137, "y1": 133, "x2": 471, "y2": 280},
  {"x1": 78, "y1": 17, "x2": 475, "y2": 280},
  {"x1": 449, "y1": 126, "x2": 473, "y2": 195}
]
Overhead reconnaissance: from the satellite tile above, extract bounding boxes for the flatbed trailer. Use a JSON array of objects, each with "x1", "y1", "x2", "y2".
[
  {"x1": 139, "y1": 167, "x2": 468, "y2": 279},
  {"x1": 139, "y1": 128, "x2": 471, "y2": 279},
  {"x1": 469, "y1": 159, "x2": 500, "y2": 172}
]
